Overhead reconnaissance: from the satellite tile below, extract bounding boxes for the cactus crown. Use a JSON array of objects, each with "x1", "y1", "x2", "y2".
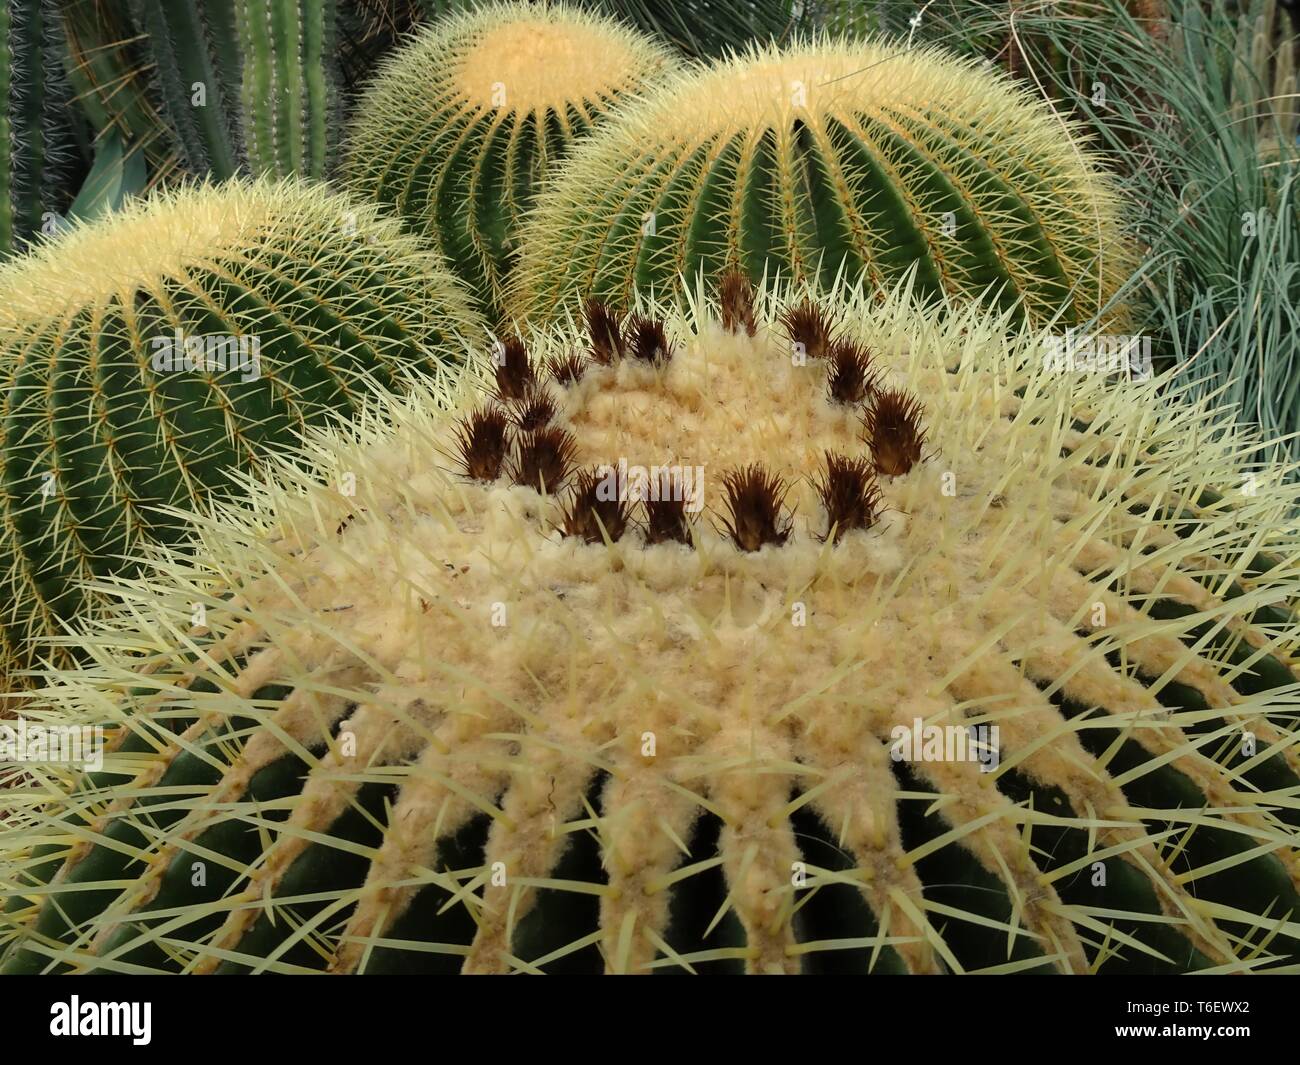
[
  {"x1": 510, "y1": 35, "x2": 1132, "y2": 329},
  {"x1": 451, "y1": 6, "x2": 655, "y2": 112},
  {"x1": 4, "y1": 277, "x2": 1299, "y2": 975},
  {"x1": 0, "y1": 182, "x2": 271, "y2": 318}
]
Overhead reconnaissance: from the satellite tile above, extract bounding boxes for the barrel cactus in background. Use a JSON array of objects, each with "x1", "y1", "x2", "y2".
[
  {"x1": 345, "y1": 2, "x2": 678, "y2": 321},
  {"x1": 510, "y1": 37, "x2": 1133, "y2": 328},
  {"x1": 0, "y1": 177, "x2": 482, "y2": 684},
  {"x1": 1, "y1": 0, "x2": 75, "y2": 257},
  {"x1": 3, "y1": 274, "x2": 1298, "y2": 975}
]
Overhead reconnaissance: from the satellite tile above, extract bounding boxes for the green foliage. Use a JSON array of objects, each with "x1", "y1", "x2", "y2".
[
  {"x1": 57, "y1": 0, "x2": 181, "y2": 181},
  {"x1": 54, "y1": 0, "x2": 343, "y2": 182}
]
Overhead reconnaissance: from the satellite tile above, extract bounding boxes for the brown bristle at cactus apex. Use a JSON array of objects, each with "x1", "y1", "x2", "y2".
[
  {"x1": 719, "y1": 267, "x2": 758, "y2": 336},
  {"x1": 627, "y1": 313, "x2": 673, "y2": 364},
  {"x1": 815, "y1": 451, "x2": 883, "y2": 543},
  {"x1": 510, "y1": 425, "x2": 578, "y2": 493},
  {"x1": 865, "y1": 388, "x2": 928, "y2": 477},
  {"x1": 561, "y1": 468, "x2": 632, "y2": 544},
  {"x1": 495, "y1": 335, "x2": 536, "y2": 401},
  {"x1": 780, "y1": 298, "x2": 837, "y2": 362},
  {"x1": 826, "y1": 337, "x2": 878, "y2": 406},
  {"x1": 584, "y1": 297, "x2": 626, "y2": 364},
  {"x1": 642, "y1": 495, "x2": 693, "y2": 546},
  {"x1": 509, "y1": 383, "x2": 559, "y2": 433},
  {"x1": 452, "y1": 406, "x2": 513, "y2": 483},
  {"x1": 548, "y1": 351, "x2": 589, "y2": 385},
  {"x1": 719, "y1": 464, "x2": 793, "y2": 551}
]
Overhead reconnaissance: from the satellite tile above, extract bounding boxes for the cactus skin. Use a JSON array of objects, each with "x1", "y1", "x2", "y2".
[
  {"x1": 509, "y1": 37, "x2": 1132, "y2": 328},
  {"x1": 345, "y1": 2, "x2": 678, "y2": 321},
  {"x1": 0, "y1": 0, "x2": 74, "y2": 256},
  {"x1": 3, "y1": 276, "x2": 1299, "y2": 975},
  {"x1": 0, "y1": 178, "x2": 482, "y2": 684}
]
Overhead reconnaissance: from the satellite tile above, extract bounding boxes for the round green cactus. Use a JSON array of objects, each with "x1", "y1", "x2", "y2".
[
  {"x1": 344, "y1": 1, "x2": 678, "y2": 322},
  {"x1": 2, "y1": 273, "x2": 1297, "y2": 974},
  {"x1": 509, "y1": 37, "x2": 1133, "y2": 328},
  {"x1": 0, "y1": 177, "x2": 483, "y2": 683}
]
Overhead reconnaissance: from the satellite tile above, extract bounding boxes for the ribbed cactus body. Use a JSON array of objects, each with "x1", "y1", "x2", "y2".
[
  {"x1": 0, "y1": 0, "x2": 73, "y2": 256},
  {"x1": 345, "y1": 2, "x2": 678, "y2": 320},
  {"x1": 510, "y1": 38, "x2": 1132, "y2": 327},
  {"x1": 2, "y1": 277, "x2": 1298, "y2": 975},
  {"x1": 1228, "y1": 0, "x2": 1298, "y2": 142},
  {"x1": 126, "y1": 0, "x2": 241, "y2": 179},
  {"x1": 0, "y1": 178, "x2": 482, "y2": 681}
]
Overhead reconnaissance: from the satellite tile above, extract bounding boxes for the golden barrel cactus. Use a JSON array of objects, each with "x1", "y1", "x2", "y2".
[
  {"x1": 2, "y1": 275, "x2": 1297, "y2": 974},
  {"x1": 345, "y1": 2, "x2": 678, "y2": 321},
  {"x1": 510, "y1": 37, "x2": 1133, "y2": 329},
  {"x1": 0, "y1": 178, "x2": 483, "y2": 685}
]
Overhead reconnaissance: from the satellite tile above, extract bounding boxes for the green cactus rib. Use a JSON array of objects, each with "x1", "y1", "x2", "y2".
[
  {"x1": 1, "y1": 0, "x2": 74, "y2": 257},
  {"x1": 509, "y1": 37, "x2": 1134, "y2": 328},
  {"x1": 345, "y1": 2, "x2": 678, "y2": 321},
  {"x1": 0, "y1": 178, "x2": 483, "y2": 683},
  {"x1": 2, "y1": 277, "x2": 1298, "y2": 975}
]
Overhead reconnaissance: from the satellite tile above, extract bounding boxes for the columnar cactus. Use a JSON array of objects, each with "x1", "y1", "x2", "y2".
[
  {"x1": 2, "y1": 275, "x2": 1298, "y2": 975},
  {"x1": 58, "y1": 0, "x2": 342, "y2": 182},
  {"x1": 0, "y1": 178, "x2": 482, "y2": 683},
  {"x1": 509, "y1": 37, "x2": 1132, "y2": 328},
  {"x1": 125, "y1": 0, "x2": 243, "y2": 179},
  {"x1": 232, "y1": 0, "x2": 342, "y2": 179},
  {"x1": 0, "y1": 0, "x2": 73, "y2": 257},
  {"x1": 345, "y1": 2, "x2": 678, "y2": 320}
]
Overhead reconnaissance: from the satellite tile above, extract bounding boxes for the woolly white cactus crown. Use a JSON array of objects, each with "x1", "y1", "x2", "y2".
[{"x1": 4, "y1": 277, "x2": 1300, "y2": 975}]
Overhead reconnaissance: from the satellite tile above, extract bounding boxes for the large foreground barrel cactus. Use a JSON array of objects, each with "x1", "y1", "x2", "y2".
[
  {"x1": 3, "y1": 276, "x2": 1298, "y2": 974},
  {"x1": 345, "y1": 2, "x2": 677, "y2": 321},
  {"x1": 0, "y1": 177, "x2": 482, "y2": 683},
  {"x1": 510, "y1": 37, "x2": 1132, "y2": 328}
]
